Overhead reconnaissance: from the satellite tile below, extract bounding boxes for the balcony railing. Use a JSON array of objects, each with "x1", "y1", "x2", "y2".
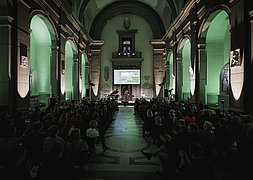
[{"x1": 112, "y1": 51, "x2": 142, "y2": 59}]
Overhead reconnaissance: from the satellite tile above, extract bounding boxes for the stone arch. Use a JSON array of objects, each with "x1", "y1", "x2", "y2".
[
  {"x1": 89, "y1": 1, "x2": 165, "y2": 39},
  {"x1": 30, "y1": 10, "x2": 59, "y2": 41},
  {"x1": 177, "y1": 36, "x2": 192, "y2": 101},
  {"x1": 198, "y1": 9, "x2": 230, "y2": 107},
  {"x1": 166, "y1": 50, "x2": 175, "y2": 97},
  {"x1": 81, "y1": 52, "x2": 89, "y2": 98},
  {"x1": 64, "y1": 39, "x2": 78, "y2": 101},
  {"x1": 29, "y1": 14, "x2": 57, "y2": 106}
]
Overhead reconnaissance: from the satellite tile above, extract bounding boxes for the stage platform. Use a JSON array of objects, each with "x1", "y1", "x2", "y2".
[{"x1": 117, "y1": 100, "x2": 135, "y2": 105}]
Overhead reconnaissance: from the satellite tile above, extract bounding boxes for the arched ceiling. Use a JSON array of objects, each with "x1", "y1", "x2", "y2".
[{"x1": 75, "y1": 0, "x2": 181, "y2": 39}]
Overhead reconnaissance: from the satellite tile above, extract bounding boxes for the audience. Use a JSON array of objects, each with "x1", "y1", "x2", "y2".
[{"x1": 1, "y1": 97, "x2": 253, "y2": 179}]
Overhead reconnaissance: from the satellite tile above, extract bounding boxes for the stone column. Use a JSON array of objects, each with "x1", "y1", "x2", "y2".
[
  {"x1": 190, "y1": 21, "x2": 198, "y2": 104},
  {"x1": 16, "y1": 0, "x2": 30, "y2": 110},
  {"x1": 197, "y1": 42, "x2": 207, "y2": 104},
  {"x1": 0, "y1": 16, "x2": 13, "y2": 112},
  {"x1": 176, "y1": 55, "x2": 183, "y2": 100},
  {"x1": 150, "y1": 40, "x2": 166, "y2": 97},
  {"x1": 50, "y1": 40, "x2": 59, "y2": 98},
  {"x1": 89, "y1": 41, "x2": 103, "y2": 99},
  {"x1": 72, "y1": 54, "x2": 79, "y2": 100},
  {"x1": 165, "y1": 61, "x2": 170, "y2": 90},
  {"x1": 59, "y1": 33, "x2": 66, "y2": 101}
]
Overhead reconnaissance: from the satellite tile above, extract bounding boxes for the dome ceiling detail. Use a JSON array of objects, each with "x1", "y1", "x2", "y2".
[{"x1": 74, "y1": 0, "x2": 182, "y2": 38}]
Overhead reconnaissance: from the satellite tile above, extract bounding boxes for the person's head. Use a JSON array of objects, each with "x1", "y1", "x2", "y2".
[
  {"x1": 47, "y1": 125, "x2": 59, "y2": 137},
  {"x1": 203, "y1": 121, "x2": 213, "y2": 131},
  {"x1": 160, "y1": 131, "x2": 171, "y2": 143},
  {"x1": 215, "y1": 108, "x2": 221, "y2": 115},
  {"x1": 169, "y1": 109, "x2": 176, "y2": 116},
  {"x1": 178, "y1": 119, "x2": 185, "y2": 128},
  {"x1": 155, "y1": 116, "x2": 163, "y2": 126},
  {"x1": 187, "y1": 123, "x2": 199, "y2": 133},
  {"x1": 189, "y1": 142, "x2": 204, "y2": 159},
  {"x1": 231, "y1": 115, "x2": 241, "y2": 124},
  {"x1": 70, "y1": 128, "x2": 81, "y2": 141},
  {"x1": 173, "y1": 124, "x2": 182, "y2": 134},
  {"x1": 89, "y1": 119, "x2": 98, "y2": 128},
  {"x1": 31, "y1": 121, "x2": 42, "y2": 132},
  {"x1": 75, "y1": 113, "x2": 82, "y2": 122},
  {"x1": 203, "y1": 104, "x2": 209, "y2": 109},
  {"x1": 187, "y1": 110, "x2": 194, "y2": 117}
]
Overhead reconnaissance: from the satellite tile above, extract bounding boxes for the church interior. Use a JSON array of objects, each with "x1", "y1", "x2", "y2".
[{"x1": 0, "y1": 0, "x2": 253, "y2": 179}]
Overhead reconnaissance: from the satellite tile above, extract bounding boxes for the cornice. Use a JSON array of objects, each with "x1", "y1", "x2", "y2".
[
  {"x1": 0, "y1": 16, "x2": 14, "y2": 24},
  {"x1": 79, "y1": 42, "x2": 86, "y2": 50},
  {"x1": 183, "y1": 21, "x2": 191, "y2": 34},
  {"x1": 34, "y1": 0, "x2": 60, "y2": 20},
  {"x1": 249, "y1": 10, "x2": 253, "y2": 18},
  {"x1": 66, "y1": 14, "x2": 81, "y2": 32},
  {"x1": 80, "y1": 29, "x2": 88, "y2": 41},
  {"x1": 163, "y1": 0, "x2": 200, "y2": 41},
  {"x1": 150, "y1": 40, "x2": 166, "y2": 46},
  {"x1": 65, "y1": 24, "x2": 78, "y2": 40},
  {"x1": 59, "y1": 24, "x2": 68, "y2": 33},
  {"x1": 90, "y1": 40, "x2": 104, "y2": 47},
  {"x1": 34, "y1": 0, "x2": 46, "y2": 9},
  {"x1": 197, "y1": 6, "x2": 206, "y2": 20},
  {"x1": 176, "y1": 30, "x2": 183, "y2": 41},
  {"x1": 54, "y1": 0, "x2": 62, "y2": 7},
  {"x1": 19, "y1": 0, "x2": 31, "y2": 9}
]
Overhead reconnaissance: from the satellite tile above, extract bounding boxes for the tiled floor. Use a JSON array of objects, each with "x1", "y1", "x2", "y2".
[{"x1": 83, "y1": 106, "x2": 167, "y2": 180}]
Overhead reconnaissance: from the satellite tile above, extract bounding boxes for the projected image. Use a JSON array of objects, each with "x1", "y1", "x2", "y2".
[{"x1": 114, "y1": 69, "x2": 140, "y2": 84}]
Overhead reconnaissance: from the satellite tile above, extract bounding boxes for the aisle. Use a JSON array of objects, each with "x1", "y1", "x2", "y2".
[{"x1": 85, "y1": 106, "x2": 166, "y2": 180}]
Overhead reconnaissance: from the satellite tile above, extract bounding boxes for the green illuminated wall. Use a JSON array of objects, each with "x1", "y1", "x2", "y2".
[
  {"x1": 144, "y1": 0, "x2": 158, "y2": 7},
  {"x1": 96, "y1": 0, "x2": 112, "y2": 8},
  {"x1": 101, "y1": 14, "x2": 153, "y2": 98},
  {"x1": 30, "y1": 15, "x2": 52, "y2": 105},
  {"x1": 182, "y1": 39, "x2": 191, "y2": 100},
  {"x1": 206, "y1": 11, "x2": 229, "y2": 105},
  {"x1": 95, "y1": 0, "x2": 158, "y2": 9},
  {"x1": 65, "y1": 41, "x2": 74, "y2": 101}
]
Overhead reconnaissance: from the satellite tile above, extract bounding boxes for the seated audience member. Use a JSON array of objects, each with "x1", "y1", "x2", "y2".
[
  {"x1": 0, "y1": 145, "x2": 31, "y2": 180},
  {"x1": 43, "y1": 125, "x2": 65, "y2": 155},
  {"x1": 60, "y1": 113, "x2": 75, "y2": 141},
  {"x1": 150, "y1": 116, "x2": 164, "y2": 144},
  {"x1": 36, "y1": 142, "x2": 78, "y2": 180},
  {"x1": 23, "y1": 121, "x2": 45, "y2": 166},
  {"x1": 239, "y1": 128, "x2": 253, "y2": 173},
  {"x1": 0, "y1": 115, "x2": 21, "y2": 165},
  {"x1": 214, "y1": 118, "x2": 234, "y2": 154},
  {"x1": 178, "y1": 142, "x2": 214, "y2": 180},
  {"x1": 86, "y1": 120, "x2": 99, "y2": 139},
  {"x1": 66, "y1": 128, "x2": 89, "y2": 165},
  {"x1": 86, "y1": 120, "x2": 99, "y2": 151},
  {"x1": 141, "y1": 131, "x2": 173, "y2": 176},
  {"x1": 184, "y1": 110, "x2": 196, "y2": 125}
]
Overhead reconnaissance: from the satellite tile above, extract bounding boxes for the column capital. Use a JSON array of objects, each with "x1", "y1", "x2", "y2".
[
  {"x1": 197, "y1": 43, "x2": 206, "y2": 50},
  {"x1": 0, "y1": 16, "x2": 13, "y2": 27},
  {"x1": 177, "y1": 57, "x2": 183, "y2": 61}
]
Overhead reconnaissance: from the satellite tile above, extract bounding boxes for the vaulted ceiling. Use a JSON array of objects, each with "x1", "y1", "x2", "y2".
[{"x1": 70, "y1": 0, "x2": 186, "y2": 39}]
